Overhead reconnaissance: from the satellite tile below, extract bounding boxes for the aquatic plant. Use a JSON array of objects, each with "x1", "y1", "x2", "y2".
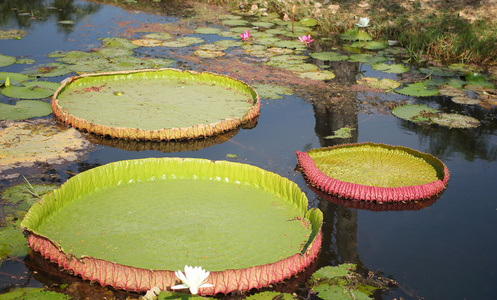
[
  {"x1": 171, "y1": 266, "x2": 213, "y2": 295},
  {"x1": 240, "y1": 29, "x2": 251, "y2": 41},
  {"x1": 298, "y1": 34, "x2": 314, "y2": 47}
]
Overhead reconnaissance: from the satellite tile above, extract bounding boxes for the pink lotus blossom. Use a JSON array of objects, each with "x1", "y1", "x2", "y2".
[
  {"x1": 298, "y1": 35, "x2": 314, "y2": 47},
  {"x1": 240, "y1": 30, "x2": 251, "y2": 41}
]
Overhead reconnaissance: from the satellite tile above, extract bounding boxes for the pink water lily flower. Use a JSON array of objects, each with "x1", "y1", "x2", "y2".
[
  {"x1": 240, "y1": 29, "x2": 251, "y2": 41},
  {"x1": 298, "y1": 35, "x2": 314, "y2": 47}
]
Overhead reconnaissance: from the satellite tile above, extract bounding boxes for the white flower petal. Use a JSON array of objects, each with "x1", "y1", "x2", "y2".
[{"x1": 171, "y1": 284, "x2": 189, "y2": 290}]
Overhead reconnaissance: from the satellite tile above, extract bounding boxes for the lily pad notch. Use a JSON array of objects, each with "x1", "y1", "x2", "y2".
[
  {"x1": 21, "y1": 158, "x2": 323, "y2": 295},
  {"x1": 51, "y1": 68, "x2": 261, "y2": 141},
  {"x1": 296, "y1": 143, "x2": 449, "y2": 202}
]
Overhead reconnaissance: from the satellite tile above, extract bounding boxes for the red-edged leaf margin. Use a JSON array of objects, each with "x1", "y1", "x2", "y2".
[{"x1": 296, "y1": 142, "x2": 449, "y2": 202}]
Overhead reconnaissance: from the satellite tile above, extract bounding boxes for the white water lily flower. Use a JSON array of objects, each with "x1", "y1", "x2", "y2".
[
  {"x1": 171, "y1": 265, "x2": 214, "y2": 295},
  {"x1": 356, "y1": 17, "x2": 370, "y2": 27}
]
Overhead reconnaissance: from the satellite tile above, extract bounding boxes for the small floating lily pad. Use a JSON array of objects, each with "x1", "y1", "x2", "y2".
[
  {"x1": 252, "y1": 84, "x2": 293, "y2": 100},
  {"x1": 357, "y1": 77, "x2": 401, "y2": 90},
  {"x1": 245, "y1": 291, "x2": 294, "y2": 300},
  {"x1": 419, "y1": 66, "x2": 458, "y2": 77},
  {"x1": 339, "y1": 29, "x2": 372, "y2": 41},
  {"x1": 285, "y1": 63, "x2": 318, "y2": 72},
  {"x1": 451, "y1": 96, "x2": 481, "y2": 105},
  {"x1": 194, "y1": 27, "x2": 223, "y2": 34},
  {"x1": 431, "y1": 113, "x2": 480, "y2": 128},
  {"x1": 0, "y1": 72, "x2": 29, "y2": 85},
  {"x1": 142, "y1": 32, "x2": 173, "y2": 40},
  {"x1": 194, "y1": 49, "x2": 225, "y2": 58},
  {"x1": 0, "y1": 100, "x2": 52, "y2": 120},
  {"x1": 324, "y1": 126, "x2": 354, "y2": 139},
  {"x1": 372, "y1": 63, "x2": 409, "y2": 74},
  {"x1": 131, "y1": 38, "x2": 162, "y2": 47},
  {"x1": 299, "y1": 17, "x2": 318, "y2": 27},
  {"x1": 298, "y1": 70, "x2": 335, "y2": 80},
  {"x1": 0, "y1": 220, "x2": 29, "y2": 264},
  {"x1": 310, "y1": 51, "x2": 349, "y2": 62},
  {"x1": 391, "y1": 104, "x2": 439, "y2": 122},
  {"x1": 350, "y1": 40, "x2": 388, "y2": 50},
  {"x1": 0, "y1": 54, "x2": 16, "y2": 67},
  {"x1": 395, "y1": 82, "x2": 439, "y2": 97},
  {"x1": 222, "y1": 19, "x2": 249, "y2": 26}
]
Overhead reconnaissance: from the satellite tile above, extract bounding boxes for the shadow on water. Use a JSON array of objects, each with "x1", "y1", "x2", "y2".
[{"x1": 1, "y1": 0, "x2": 497, "y2": 299}]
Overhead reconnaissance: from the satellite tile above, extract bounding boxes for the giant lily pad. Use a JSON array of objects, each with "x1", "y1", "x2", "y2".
[
  {"x1": 21, "y1": 158, "x2": 323, "y2": 295},
  {"x1": 52, "y1": 68, "x2": 260, "y2": 140},
  {"x1": 296, "y1": 143, "x2": 449, "y2": 202}
]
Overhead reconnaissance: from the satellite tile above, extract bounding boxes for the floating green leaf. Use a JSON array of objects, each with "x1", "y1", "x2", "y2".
[
  {"x1": 252, "y1": 84, "x2": 293, "y2": 100},
  {"x1": 419, "y1": 66, "x2": 458, "y2": 77},
  {"x1": 0, "y1": 220, "x2": 29, "y2": 264},
  {"x1": 222, "y1": 19, "x2": 249, "y2": 26},
  {"x1": 251, "y1": 21, "x2": 275, "y2": 28},
  {"x1": 194, "y1": 49, "x2": 225, "y2": 58},
  {"x1": 0, "y1": 100, "x2": 52, "y2": 120},
  {"x1": 350, "y1": 40, "x2": 388, "y2": 50},
  {"x1": 285, "y1": 63, "x2": 318, "y2": 72},
  {"x1": 313, "y1": 284, "x2": 371, "y2": 300},
  {"x1": 143, "y1": 32, "x2": 174, "y2": 40},
  {"x1": 324, "y1": 126, "x2": 354, "y2": 139},
  {"x1": 391, "y1": 104, "x2": 439, "y2": 122},
  {"x1": 0, "y1": 54, "x2": 16, "y2": 67},
  {"x1": 312, "y1": 264, "x2": 354, "y2": 279},
  {"x1": 395, "y1": 82, "x2": 439, "y2": 97},
  {"x1": 339, "y1": 29, "x2": 372, "y2": 41},
  {"x1": 310, "y1": 51, "x2": 349, "y2": 62},
  {"x1": 0, "y1": 72, "x2": 29, "y2": 85},
  {"x1": 2, "y1": 183, "x2": 58, "y2": 213},
  {"x1": 299, "y1": 17, "x2": 318, "y2": 27},
  {"x1": 194, "y1": 27, "x2": 222, "y2": 34},
  {"x1": 298, "y1": 70, "x2": 335, "y2": 80},
  {"x1": 357, "y1": 77, "x2": 401, "y2": 90},
  {"x1": 372, "y1": 63, "x2": 409, "y2": 74}
]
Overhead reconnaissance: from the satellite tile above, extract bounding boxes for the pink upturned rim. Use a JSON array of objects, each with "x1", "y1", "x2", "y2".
[
  {"x1": 25, "y1": 229, "x2": 321, "y2": 295},
  {"x1": 296, "y1": 143, "x2": 449, "y2": 202}
]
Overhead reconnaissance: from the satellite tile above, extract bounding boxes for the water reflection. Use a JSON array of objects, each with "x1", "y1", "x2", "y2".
[{"x1": 0, "y1": 0, "x2": 100, "y2": 34}]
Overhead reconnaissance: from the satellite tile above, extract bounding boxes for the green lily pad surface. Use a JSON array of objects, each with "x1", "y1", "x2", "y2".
[
  {"x1": 296, "y1": 143, "x2": 449, "y2": 201},
  {"x1": 392, "y1": 104, "x2": 439, "y2": 122},
  {"x1": 22, "y1": 158, "x2": 323, "y2": 294},
  {"x1": 395, "y1": 82, "x2": 439, "y2": 97},
  {"x1": 52, "y1": 68, "x2": 260, "y2": 140},
  {"x1": 310, "y1": 51, "x2": 349, "y2": 62},
  {"x1": 0, "y1": 54, "x2": 16, "y2": 67},
  {"x1": 0, "y1": 100, "x2": 52, "y2": 120}
]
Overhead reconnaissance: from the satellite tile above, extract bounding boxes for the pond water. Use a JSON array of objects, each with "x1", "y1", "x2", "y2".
[{"x1": 1, "y1": 1, "x2": 497, "y2": 299}]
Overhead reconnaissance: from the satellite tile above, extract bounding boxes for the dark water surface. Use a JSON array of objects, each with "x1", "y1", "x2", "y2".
[{"x1": 1, "y1": 1, "x2": 496, "y2": 299}]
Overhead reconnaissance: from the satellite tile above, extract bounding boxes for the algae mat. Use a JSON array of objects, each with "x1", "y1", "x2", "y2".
[
  {"x1": 52, "y1": 69, "x2": 260, "y2": 140},
  {"x1": 21, "y1": 158, "x2": 322, "y2": 294}
]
